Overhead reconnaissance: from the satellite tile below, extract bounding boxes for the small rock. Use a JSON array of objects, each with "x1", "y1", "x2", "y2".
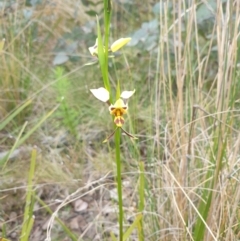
[
  {"x1": 9, "y1": 212, "x2": 17, "y2": 221},
  {"x1": 69, "y1": 216, "x2": 80, "y2": 230},
  {"x1": 73, "y1": 199, "x2": 88, "y2": 212},
  {"x1": 10, "y1": 231, "x2": 17, "y2": 238}
]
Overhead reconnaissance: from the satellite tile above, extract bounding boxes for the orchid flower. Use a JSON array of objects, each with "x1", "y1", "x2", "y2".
[
  {"x1": 88, "y1": 37, "x2": 131, "y2": 57},
  {"x1": 90, "y1": 87, "x2": 137, "y2": 142}
]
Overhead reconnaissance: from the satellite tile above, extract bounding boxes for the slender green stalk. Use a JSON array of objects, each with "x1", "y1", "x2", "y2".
[
  {"x1": 103, "y1": 0, "x2": 111, "y2": 74},
  {"x1": 138, "y1": 161, "x2": 145, "y2": 241},
  {"x1": 20, "y1": 148, "x2": 36, "y2": 241},
  {"x1": 0, "y1": 99, "x2": 32, "y2": 131},
  {"x1": 97, "y1": 17, "x2": 110, "y2": 93},
  {"x1": 0, "y1": 104, "x2": 59, "y2": 167},
  {"x1": 123, "y1": 214, "x2": 142, "y2": 241},
  {"x1": 54, "y1": 67, "x2": 78, "y2": 137},
  {"x1": 1, "y1": 121, "x2": 28, "y2": 169},
  {"x1": 115, "y1": 127, "x2": 123, "y2": 241}
]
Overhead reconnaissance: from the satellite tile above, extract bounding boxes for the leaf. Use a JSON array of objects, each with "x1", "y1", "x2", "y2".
[
  {"x1": 85, "y1": 10, "x2": 99, "y2": 16},
  {"x1": 129, "y1": 19, "x2": 158, "y2": 47},
  {"x1": 0, "y1": 99, "x2": 32, "y2": 131},
  {"x1": 152, "y1": 2, "x2": 173, "y2": 15},
  {"x1": 123, "y1": 214, "x2": 143, "y2": 241},
  {"x1": 53, "y1": 52, "x2": 69, "y2": 65},
  {"x1": 196, "y1": 0, "x2": 228, "y2": 23},
  {"x1": 84, "y1": 60, "x2": 98, "y2": 66},
  {"x1": 129, "y1": 28, "x2": 148, "y2": 46},
  {"x1": 23, "y1": 9, "x2": 33, "y2": 19}
]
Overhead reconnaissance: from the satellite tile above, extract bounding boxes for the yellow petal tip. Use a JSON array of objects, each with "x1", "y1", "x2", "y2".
[{"x1": 110, "y1": 37, "x2": 131, "y2": 52}]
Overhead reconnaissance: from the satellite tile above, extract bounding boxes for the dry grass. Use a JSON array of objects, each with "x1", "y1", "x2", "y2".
[{"x1": 0, "y1": 0, "x2": 240, "y2": 240}]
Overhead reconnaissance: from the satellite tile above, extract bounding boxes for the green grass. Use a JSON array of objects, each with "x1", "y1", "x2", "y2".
[{"x1": 0, "y1": 0, "x2": 240, "y2": 240}]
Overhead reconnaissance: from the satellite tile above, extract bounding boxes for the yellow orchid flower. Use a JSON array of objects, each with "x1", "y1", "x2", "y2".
[
  {"x1": 90, "y1": 87, "x2": 137, "y2": 142},
  {"x1": 88, "y1": 37, "x2": 131, "y2": 57}
]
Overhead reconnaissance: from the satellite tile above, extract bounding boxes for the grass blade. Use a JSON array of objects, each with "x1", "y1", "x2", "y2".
[
  {"x1": 20, "y1": 148, "x2": 37, "y2": 241},
  {"x1": 0, "y1": 99, "x2": 32, "y2": 131}
]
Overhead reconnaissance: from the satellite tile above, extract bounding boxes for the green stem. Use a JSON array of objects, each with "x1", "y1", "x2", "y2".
[
  {"x1": 103, "y1": 0, "x2": 111, "y2": 95},
  {"x1": 115, "y1": 127, "x2": 123, "y2": 241},
  {"x1": 138, "y1": 161, "x2": 145, "y2": 241},
  {"x1": 104, "y1": 0, "x2": 111, "y2": 58}
]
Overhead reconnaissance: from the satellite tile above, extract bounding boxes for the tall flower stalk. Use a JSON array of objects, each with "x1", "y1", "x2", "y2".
[
  {"x1": 87, "y1": 2, "x2": 136, "y2": 240},
  {"x1": 89, "y1": 86, "x2": 136, "y2": 240},
  {"x1": 115, "y1": 127, "x2": 123, "y2": 239}
]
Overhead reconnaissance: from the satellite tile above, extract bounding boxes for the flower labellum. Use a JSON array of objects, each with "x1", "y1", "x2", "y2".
[{"x1": 109, "y1": 99, "x2": 128, "y2": 127}]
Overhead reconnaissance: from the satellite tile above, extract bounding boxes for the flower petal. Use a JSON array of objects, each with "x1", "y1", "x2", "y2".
[
  {"x1": 110, "y1": 99, "x2": 126, "y2": 109},
  {"x1": 110, "y1": 37, "x2": 131, "y2": 52},
  {"x1": 90, "y1": 87, "x2": 110, "y2": 102},
  {"x1": 120, "y1": 89, "x2": 135, "y2": 99},
  {"x1": 121, "y1": 128, "x2": 138, "y2": 139},
  {"x1": 88, "y1": 39, "x2": 98, "y2": 56},
  {"x1": 102, "y1": 128, "x2": 118, "y2": 143},
  {"x1": 88, "y1": 46, "x2": 97, "y2": 56}
]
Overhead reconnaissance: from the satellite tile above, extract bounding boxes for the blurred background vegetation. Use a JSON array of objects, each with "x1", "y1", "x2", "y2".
[{"x1": 0, "y1": 0, "x2": 240, "y2": 240}]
